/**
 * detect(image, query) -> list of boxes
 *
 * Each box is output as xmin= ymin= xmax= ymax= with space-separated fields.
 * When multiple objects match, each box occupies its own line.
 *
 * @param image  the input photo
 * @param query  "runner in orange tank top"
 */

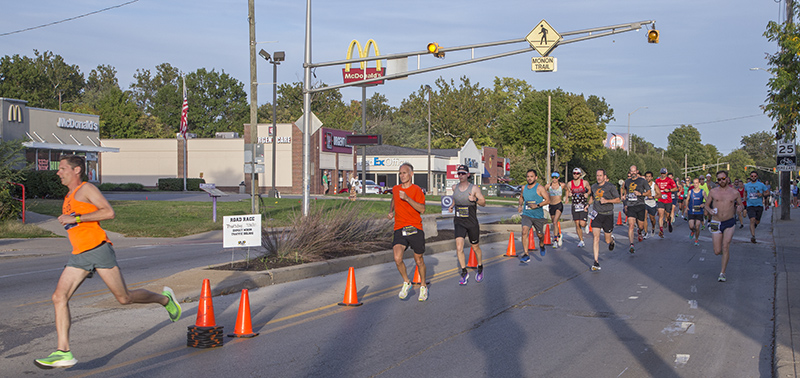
xmin=34 ymin=155 xmax=182 ymax=370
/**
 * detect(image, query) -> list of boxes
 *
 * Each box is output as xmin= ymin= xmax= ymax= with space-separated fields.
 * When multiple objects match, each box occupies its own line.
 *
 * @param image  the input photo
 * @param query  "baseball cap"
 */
xmin=698 ymin=175 xmax=705 ymax=180
xmin=572 ymin=168 xmax=582 ymax=174
xmin=456 ymin=164 xmax=469 ymax=174
xmin=660 ymin=168 xmax=668 ymax=174
xmin=551 ymin=172 xmax=560 ymax=178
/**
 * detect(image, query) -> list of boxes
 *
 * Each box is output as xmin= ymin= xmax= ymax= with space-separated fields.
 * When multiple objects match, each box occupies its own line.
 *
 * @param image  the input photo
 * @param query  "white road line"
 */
xmin=674 ymin=354 xmax=690 ymax=367
xmin=699 ymin=257 xmax=705 ymax=261
xmin=690 ymin=285 xmax=697 ymax=293
xmin=688 ymin=300 xmax=698 ymax=309
xmin=692 ymin=274 xmax=699 ymax=279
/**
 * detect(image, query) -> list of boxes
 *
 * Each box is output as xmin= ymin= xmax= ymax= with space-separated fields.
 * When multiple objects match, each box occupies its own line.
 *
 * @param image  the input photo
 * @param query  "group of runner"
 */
xmin=38 ymin=157 xmax=772 ymax=369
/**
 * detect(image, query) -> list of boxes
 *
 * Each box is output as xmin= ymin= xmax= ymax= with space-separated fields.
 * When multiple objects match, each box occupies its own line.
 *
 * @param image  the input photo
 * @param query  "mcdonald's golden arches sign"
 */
xmin=7 ymin=104 xmax=22 ymax=123
xmin=342 ymin=39 xmax=385 ymax=86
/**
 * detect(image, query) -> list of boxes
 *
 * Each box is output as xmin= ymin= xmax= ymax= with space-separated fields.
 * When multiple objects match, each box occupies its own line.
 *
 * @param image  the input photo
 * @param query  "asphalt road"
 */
xmin=0 ymin=209 xmax=776 ymax=377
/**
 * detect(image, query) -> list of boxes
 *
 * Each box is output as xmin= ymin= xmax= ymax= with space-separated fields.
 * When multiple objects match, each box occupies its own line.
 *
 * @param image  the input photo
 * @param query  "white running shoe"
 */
xmin=577 ymin=240 xmax=585 ymax=248
xmin=398 ymin=281 xmax=412 ymax=299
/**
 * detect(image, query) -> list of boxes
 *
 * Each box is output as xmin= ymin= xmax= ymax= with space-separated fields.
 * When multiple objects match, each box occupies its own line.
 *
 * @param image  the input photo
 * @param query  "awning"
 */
xmin=22 ymin=141 xmax=119 ymax=153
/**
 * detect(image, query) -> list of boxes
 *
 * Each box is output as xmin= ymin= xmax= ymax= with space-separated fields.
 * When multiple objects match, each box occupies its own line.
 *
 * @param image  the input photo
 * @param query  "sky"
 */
xmin=1 ymin=0 xmax=786 ymax=156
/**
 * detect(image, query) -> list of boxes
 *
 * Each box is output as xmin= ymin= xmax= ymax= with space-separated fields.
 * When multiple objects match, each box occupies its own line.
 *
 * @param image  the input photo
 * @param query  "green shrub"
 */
xmin=98 ymin=183 xmax=146 ymax=191
xmin=18 ymin=170 xmax=68 ymax=199
xmin=0 ymin=185 xmax=22 ymax=220
xmin=157 ymin=178 xmax=205 ymax=191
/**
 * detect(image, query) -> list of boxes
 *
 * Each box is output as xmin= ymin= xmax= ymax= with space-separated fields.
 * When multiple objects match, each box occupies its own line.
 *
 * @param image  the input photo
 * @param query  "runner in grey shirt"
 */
xmin=588 ymin=169 xmax=621 ymax=271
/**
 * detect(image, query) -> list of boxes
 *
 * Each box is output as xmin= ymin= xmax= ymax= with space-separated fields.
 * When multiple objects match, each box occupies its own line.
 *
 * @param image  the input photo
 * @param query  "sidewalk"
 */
xmin=774 ymin=208 xmax=800 ymax=377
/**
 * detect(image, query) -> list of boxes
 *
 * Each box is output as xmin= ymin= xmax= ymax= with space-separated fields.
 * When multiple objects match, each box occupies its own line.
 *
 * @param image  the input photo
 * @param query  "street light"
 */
xmin=259 ymin=49 xmax=286 ymax=198
xmin=750 ymin=67 xmax=776 ymax=77
xmin=425 ymin=85 xmax=432 ymax=194
xmin=627 ymin=106 xmax=647 ymax=156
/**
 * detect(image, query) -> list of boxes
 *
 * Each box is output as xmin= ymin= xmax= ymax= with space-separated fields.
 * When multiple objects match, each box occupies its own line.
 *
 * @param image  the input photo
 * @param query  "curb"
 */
xmin=141 ymin=231 xmax=516 ymax=304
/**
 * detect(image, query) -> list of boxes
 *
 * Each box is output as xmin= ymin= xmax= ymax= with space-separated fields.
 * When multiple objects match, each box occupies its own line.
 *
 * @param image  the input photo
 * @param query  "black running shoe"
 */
xmin=668 ymin=221 xmax=673 ymax=233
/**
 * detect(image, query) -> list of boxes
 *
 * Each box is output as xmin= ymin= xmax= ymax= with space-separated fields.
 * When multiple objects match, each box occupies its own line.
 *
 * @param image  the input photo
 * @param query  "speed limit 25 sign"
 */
xmin=777 ymin=142 xmax=796 ymax=157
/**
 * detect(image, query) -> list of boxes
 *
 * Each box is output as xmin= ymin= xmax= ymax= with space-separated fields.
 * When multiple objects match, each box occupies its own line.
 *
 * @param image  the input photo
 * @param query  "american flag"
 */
xmin=179 ymin=76 xmax=188 ymax=138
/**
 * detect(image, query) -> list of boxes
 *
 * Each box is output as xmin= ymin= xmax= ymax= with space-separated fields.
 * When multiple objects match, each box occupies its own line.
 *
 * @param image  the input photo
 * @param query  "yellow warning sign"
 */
xmin=526 ymin=19 xmax=561 ymax=57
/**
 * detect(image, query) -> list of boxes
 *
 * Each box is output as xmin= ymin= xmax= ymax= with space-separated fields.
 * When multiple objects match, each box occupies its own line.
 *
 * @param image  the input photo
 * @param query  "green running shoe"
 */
xmin=162 ymin=286 xmax=181 ymax=322
xmin=34 ymin=350 xmax=77 ymax=369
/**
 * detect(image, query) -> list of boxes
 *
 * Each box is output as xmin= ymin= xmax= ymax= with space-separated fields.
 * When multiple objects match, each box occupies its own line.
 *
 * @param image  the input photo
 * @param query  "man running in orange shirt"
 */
xmin=35 ymin=155 xmax=181 ymax=369
xmin=389 ymin=163 xmax=429 ymax=301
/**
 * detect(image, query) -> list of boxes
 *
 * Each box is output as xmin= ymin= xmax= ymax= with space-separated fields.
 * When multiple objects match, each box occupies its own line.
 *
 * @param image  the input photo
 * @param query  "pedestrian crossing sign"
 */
xmin=526 ymin=20 xmax=561 ymax=57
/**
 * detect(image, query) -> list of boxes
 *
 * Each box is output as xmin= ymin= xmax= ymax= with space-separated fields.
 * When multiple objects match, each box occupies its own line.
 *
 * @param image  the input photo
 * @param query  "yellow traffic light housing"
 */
xmin=647 ymin=29 xmax=659 ymax=44
xmin=427 ymin=43 xmax=445 ymax=58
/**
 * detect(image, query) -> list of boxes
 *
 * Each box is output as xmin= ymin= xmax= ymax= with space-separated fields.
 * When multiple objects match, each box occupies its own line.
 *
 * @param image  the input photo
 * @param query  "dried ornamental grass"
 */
xmin=261 ymin=202 xmax=393 ymax=263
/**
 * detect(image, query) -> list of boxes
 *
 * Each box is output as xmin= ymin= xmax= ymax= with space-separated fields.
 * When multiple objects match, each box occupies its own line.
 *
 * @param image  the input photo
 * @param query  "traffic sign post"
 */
xmin=526 ymin=20 xmax=562 ymax=56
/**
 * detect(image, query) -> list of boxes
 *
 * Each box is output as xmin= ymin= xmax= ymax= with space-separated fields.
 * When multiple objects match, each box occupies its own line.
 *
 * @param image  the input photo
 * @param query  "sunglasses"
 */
xmin=572 ymin=172 xmax=580 ymax=175
xmin=457 ymin=172 xmax=467 ymax=176
xmin=717 ymin=177 xmax=727 ymax=181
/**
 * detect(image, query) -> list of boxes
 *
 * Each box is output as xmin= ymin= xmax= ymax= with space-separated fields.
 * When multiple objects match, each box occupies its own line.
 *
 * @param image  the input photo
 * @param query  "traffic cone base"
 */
xmin=505 ymin=232 xmax=517 ymax=257
xmin=338 ymin=267 xmax=363 ymax=307
xmin=228 ymin=289 xmax=259 ymax=338
xmin=543 ymin=224 xmax=552 ymax=245
xmin=195 ymin=279 xmax=217 ymax=328
xmin=467 ymin=247 xmax=478 ymax=269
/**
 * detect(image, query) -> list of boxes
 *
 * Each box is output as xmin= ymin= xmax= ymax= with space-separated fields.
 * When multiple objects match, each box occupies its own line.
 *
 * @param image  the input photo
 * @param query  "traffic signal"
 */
xmin=774 ymin=167 xmax=777 ymax=173
xmin=726 ymin=163 xmax=730 ymax=171
xmin=702 ymin=164 xmax=706 ymax=170
xmin=647 ymin=29 xmax=659 ymax=44
xmin=427 ymin=43 xmax=445 ymax=58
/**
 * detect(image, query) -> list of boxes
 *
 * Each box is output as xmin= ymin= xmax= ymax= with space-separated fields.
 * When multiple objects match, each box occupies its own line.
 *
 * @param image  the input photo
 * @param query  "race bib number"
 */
xmin=455 ymin=206 xmax=470 ymax=218
xmin=661 ymin=193 xmax=669 ymax=200
xmin=627 ymin=193 xmax=638 ymax=201
xmin=574 ymin=203 xmax=585 ymax=212
xmin=401 ymin=226 xmax=418 ymax=236
xmin=588 ymin=210 xmax=598 ymax=220
xmin=526 ymin=201 xmax=537 ymax=209
xmin=692 ymin=205 xmax=704 ymax=212
xmin=749 ymin=192 xmax=758 ymax=200
xmin=708 ymin=221 xmax=721 ymax=234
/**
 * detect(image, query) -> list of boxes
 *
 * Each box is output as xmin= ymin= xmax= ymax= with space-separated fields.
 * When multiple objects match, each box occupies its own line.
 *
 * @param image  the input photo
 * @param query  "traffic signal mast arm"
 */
xmin=305 ymin=20 xmax=656 ymax=93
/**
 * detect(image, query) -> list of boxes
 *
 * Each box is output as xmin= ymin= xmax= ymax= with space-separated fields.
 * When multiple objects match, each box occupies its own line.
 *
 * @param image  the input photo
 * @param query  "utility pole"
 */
xmin=546 ymin=95 xmax=551 ymax=176
xmin=781 ymin=0 xmax=794 ymax=220
xmin=248 ymin=0 xmax=258 ymax=214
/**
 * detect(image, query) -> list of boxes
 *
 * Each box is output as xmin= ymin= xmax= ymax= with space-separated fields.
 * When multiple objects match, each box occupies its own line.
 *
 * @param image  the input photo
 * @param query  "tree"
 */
xmin=630 ymin=134 xmax=656 ymax=155
xmin=585 ymin=94 xmax=615 ymax=124
xmin=763 ymin=14 xmax=800 ymax=141
xmin=667 ymin=124 xmax=708 ymax=169
xmin=0 ymin=50 xmax=83 ymax=110
xmin=740 ymin=130 xmax=776 ymax=165
xmin=184 ymin=68 xmax=249 ymax=137
xmin=0 ymin=140 xmax=27 ymax=220
xmin=724 ymin=149 xmax=755 ymax=179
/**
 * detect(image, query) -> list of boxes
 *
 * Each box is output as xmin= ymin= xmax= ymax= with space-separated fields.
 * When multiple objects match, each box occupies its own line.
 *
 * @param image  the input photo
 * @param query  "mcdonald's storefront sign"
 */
xmin=7 ymin=104 xmax=23 ymax=123
xmin=342 ymin=39 xmax=385 ymax=86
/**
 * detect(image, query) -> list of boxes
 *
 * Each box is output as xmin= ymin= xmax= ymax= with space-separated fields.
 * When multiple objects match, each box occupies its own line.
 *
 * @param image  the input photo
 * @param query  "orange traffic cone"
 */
xmin=411 ymin=265 xmax=421 ymax=284
xmin=228 ymin=289 xmax=259 ymax=338
xmin=543 ymin=224 xmax=552 ymax=245
xmin=616 ymin=211 xmax=624 ymax=225
xmin=505 ymin=232 xmax=517 ymax=257
xmin=338 ymin=267 xmax=363 ymax=306
xmin=527 ymin=227 xmax=536 ymax=250
xmin=467 ymin=247 xmax=478 ymax=269
xmin=195 ymin=278 xmax=217 ymax=328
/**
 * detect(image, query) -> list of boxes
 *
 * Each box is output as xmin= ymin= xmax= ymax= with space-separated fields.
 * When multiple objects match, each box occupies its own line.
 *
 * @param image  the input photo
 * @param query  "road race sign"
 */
xmin=777 ymin=155 xmax=797 ymax=172
xmin=223 ymin=214 xmax=262 ymax=248
xmin=777 ymin=142 xmax=796 ymax=157
xmin=532 ymin=56 xmax=557 ymax=72
xmin=526 ymin=19 xmax=561 ymax=57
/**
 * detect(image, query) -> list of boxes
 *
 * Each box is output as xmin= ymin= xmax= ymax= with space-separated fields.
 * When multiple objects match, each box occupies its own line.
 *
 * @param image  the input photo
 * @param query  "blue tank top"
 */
xmin=687 ymin=189 xmax=705 ymax=215
xmin=522 ymin=183 xmax=545 ymax=218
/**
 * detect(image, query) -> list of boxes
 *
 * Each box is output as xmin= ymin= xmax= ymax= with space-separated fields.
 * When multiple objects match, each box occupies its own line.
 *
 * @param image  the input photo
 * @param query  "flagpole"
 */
xmin=181 ymin=76 xmax=188 ymax=192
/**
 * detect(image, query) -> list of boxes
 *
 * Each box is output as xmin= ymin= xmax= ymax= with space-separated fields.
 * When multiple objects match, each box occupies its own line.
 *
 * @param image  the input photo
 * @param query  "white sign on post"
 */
xmin=777 ymin=142 xmax=796 ymax=157
xmin=532 ymin=56 xmax=557 ymax=72
xmin=223 ymin=214 xmax=262 ymax=248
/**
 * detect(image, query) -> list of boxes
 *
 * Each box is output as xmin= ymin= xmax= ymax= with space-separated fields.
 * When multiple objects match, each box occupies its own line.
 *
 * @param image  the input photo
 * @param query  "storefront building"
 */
xmin=1 ymin=97 xmax=119 ymax=182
